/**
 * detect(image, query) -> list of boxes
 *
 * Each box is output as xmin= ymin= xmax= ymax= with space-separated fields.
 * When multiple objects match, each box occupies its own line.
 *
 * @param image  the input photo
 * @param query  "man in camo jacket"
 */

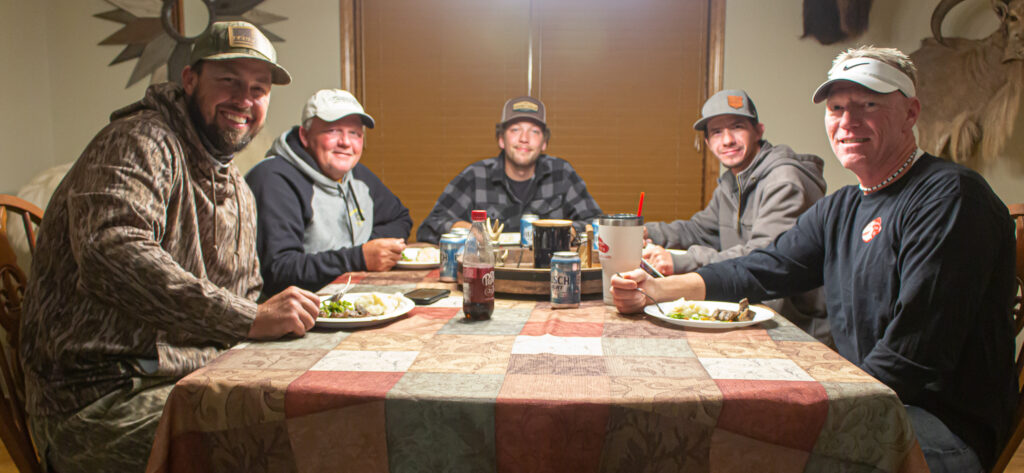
xmin=19 ymin=21 xmax=320 ymax=472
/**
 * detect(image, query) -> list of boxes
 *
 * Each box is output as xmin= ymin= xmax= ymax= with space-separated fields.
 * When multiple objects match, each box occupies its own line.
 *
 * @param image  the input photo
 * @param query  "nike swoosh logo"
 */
xmin=843 ymin=62 xmax=869 ymax=71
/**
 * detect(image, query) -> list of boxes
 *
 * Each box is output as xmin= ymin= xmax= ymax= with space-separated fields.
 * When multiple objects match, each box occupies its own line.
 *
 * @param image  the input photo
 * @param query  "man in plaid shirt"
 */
xmin=416 ymin=96 xmax=602 ymax=243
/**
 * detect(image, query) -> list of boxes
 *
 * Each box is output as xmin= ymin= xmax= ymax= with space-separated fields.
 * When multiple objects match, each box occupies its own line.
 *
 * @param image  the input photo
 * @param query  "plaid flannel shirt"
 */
xmin=415 ymin=153 xmax=602 ymax=243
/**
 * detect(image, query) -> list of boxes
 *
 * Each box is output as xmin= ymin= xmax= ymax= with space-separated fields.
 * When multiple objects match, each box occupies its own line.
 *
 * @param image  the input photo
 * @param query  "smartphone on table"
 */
xmin=404 ymin=288 xmax=451 ymax=305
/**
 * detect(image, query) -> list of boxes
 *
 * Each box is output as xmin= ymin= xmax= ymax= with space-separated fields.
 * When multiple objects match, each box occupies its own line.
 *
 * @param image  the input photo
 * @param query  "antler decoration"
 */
xmin=95 ymin=0 xmax=287 ymax=88
xmin=485 ymin=217 xmax=504 ymax=243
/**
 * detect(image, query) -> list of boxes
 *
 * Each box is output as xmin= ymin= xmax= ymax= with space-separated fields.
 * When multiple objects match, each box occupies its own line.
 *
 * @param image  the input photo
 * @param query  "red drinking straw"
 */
xmin=636 ymin=192 xmax=645 ymax=217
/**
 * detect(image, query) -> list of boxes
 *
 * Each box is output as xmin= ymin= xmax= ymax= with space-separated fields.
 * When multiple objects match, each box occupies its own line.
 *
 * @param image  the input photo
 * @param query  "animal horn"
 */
xmin=931 ymin=0 xmax=967 ymax=46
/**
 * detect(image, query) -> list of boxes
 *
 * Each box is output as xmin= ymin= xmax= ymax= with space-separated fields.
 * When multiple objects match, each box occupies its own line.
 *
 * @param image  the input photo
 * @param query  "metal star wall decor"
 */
xmin=95 ymin=0 xmax=286 ymax=88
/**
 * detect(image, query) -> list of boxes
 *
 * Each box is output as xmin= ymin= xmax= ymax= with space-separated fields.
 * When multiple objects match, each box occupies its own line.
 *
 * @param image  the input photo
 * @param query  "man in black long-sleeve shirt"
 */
xmin=611 ymin=46 xmax=1016 ymax=473
xmin=247 ymin=89 xmax=412 ymax=296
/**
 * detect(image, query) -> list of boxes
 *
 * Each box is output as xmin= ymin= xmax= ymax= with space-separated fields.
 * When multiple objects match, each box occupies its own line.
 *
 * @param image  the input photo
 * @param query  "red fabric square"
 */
xmin=714 ymin=379 xmax=828 ymax=451
xmin=495 ymin=400 xmax=609 ymax=473
xmin=520 ymin=320 xmax=604 ymax=337
xmin=285 ymin=371 xmax=403 ymax=418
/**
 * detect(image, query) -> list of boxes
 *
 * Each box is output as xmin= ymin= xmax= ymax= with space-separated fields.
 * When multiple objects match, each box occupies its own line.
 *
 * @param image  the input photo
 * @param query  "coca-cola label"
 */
xmin=462 ymin=265 xmax=495 ymax=302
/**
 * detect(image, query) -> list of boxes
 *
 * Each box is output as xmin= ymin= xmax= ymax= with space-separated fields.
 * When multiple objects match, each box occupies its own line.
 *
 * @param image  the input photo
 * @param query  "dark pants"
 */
xmin=905 ymin=405 xmax=984 ymax=473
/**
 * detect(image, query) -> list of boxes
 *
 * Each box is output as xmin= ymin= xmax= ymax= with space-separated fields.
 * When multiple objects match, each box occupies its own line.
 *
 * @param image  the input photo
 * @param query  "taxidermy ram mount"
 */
xmin=909 ymin=0 xmax=1024 ymax=168
xmin=95 ymin=0 xmax=286 ymax=88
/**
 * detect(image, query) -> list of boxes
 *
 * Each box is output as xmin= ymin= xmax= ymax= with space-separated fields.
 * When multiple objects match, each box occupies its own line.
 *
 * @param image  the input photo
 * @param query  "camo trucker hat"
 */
xmin=693 ymin=89 xmax=758 ymax=131
xmin=189 ymin=21 xmax=291 ymax=85
xmin=812 ymin=57 xmax=915 ymax=103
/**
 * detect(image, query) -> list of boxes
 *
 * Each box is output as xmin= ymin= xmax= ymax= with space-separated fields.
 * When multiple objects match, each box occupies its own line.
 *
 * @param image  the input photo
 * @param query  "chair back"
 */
xmin=0 ymin=194 xmax=44 ymax=473
xmin=992 ymin=203 xmax=1024 ymax=473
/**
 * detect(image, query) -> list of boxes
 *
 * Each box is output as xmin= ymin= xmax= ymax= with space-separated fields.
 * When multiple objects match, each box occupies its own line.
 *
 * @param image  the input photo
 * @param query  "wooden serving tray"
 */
xmin=491 ymin=247 xmax=602 ymax=295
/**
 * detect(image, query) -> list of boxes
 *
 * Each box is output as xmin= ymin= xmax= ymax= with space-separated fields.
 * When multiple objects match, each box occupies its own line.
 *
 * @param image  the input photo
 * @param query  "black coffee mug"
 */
xmin=533 ymin=219 xmax=573 ymax=268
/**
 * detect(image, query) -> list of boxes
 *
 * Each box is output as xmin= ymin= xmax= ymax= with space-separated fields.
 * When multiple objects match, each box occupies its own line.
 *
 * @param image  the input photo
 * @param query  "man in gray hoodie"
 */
xmin=643 ymin=89 xmax=830 ymax=342
xmin=247 ymin=89 xmax=413 ymax=296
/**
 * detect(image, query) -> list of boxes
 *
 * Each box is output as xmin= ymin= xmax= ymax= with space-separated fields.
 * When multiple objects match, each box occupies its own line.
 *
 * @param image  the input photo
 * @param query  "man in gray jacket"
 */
xmin=643 ymin=89 xmax=830 ymax=342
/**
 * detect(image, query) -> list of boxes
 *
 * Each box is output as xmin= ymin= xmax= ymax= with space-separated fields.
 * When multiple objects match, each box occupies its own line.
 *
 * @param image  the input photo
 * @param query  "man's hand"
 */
xmin=610 ymin=269 xmax=653 ymax=314
xmin=611 ymin=270 xmax=706 ymax=314
xmin=642 ymin=243 xmax=675 ymax=275
xmin=363 ymin=238 xmax=406 ymax=272
xmin=249 ymin=286 xmax=319 ymax=339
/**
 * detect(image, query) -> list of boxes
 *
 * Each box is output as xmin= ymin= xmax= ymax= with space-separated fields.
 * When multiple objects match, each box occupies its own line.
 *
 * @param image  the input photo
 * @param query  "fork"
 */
xmin=328 ymin=275 xmax=354 ymax=303
xmin=637 ymin=288 xmax=665 ymax=315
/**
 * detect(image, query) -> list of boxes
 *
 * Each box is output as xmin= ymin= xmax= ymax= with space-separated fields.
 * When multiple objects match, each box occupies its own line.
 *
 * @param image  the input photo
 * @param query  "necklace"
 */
xmin=860 ymin=149 xmax=918 ymax=194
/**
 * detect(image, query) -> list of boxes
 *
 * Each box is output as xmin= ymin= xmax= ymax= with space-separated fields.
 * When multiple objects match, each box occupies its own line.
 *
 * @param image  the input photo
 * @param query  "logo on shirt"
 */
xmin=862 ymin=217 xmax=882 ymax=242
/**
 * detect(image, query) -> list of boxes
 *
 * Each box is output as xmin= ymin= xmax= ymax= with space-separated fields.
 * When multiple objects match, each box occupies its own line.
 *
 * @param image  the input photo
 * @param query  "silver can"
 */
xmin=450 ymin=227 xmax=469 ymax=258
xmin=439 ymin=233 xmax=463 ymax=282
xmin=550 ymin=251 xmax=581 ymax=309
xmin=520 ymin=213 xmax=539 ymax=247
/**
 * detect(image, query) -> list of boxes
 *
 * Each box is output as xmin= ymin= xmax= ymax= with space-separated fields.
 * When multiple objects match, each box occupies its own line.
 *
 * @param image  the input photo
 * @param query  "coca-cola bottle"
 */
xmin=461 ymin=209 xmax=495 ymax=320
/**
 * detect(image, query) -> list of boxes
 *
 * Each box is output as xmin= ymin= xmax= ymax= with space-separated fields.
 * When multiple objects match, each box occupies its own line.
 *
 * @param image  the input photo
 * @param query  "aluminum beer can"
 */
xmin=591 ymin=219 xmax=600 ymax=250
xmin=450 ymin=227 xmax=469 ymax=258
xmin=550 ymin=251 xmax=581 ymax=308
xmin=520 ymin=214 xmax=539 ymax=246
xmin=439 ymin=233 xmax=463 ymax=282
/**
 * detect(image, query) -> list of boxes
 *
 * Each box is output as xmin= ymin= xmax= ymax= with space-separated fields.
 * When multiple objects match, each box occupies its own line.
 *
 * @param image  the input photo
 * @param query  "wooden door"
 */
xmin=347 ymin=0 xmax=722 ymax=240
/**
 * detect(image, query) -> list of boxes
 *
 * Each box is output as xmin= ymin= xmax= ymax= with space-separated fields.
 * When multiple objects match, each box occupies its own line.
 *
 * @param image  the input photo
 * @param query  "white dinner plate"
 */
xmin=644 ymin=299 xmax=773 ymax=329
xmin=667 ymin=249 xmax=688 ymax=256
xmin=396 ymin=247 xmax=440 ymax=269
xmin=317 ymin=292 xmax=415 ymax=328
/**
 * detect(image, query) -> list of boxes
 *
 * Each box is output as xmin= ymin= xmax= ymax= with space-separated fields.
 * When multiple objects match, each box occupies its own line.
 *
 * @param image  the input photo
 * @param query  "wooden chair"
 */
xmin=993 ymin=203 xmax=1024 ymax=473
xmin=0 ymin=194 xmax=44 ymax=473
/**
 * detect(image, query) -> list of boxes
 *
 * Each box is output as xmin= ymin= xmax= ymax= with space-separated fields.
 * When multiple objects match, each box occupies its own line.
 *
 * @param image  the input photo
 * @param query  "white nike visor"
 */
xmin=812 ymin=57 xmax=916 ymax=103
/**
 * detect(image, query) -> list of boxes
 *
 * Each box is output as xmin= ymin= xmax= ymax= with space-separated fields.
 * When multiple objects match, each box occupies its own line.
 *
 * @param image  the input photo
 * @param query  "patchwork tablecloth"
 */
xmin=146 ymin=269 xmax=928 ymax=473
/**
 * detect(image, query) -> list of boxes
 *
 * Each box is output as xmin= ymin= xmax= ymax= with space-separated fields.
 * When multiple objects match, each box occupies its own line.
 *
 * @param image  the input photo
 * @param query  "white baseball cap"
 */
xmin=811 ymin=57 xmax=915 ymax=103
xmin=301 ymin=89 xmax=375 ymax=128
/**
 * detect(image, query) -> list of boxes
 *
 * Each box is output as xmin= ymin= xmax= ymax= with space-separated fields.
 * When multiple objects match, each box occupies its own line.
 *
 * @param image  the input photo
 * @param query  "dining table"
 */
xmin=146 ymin=266 xmax=929 ymax=473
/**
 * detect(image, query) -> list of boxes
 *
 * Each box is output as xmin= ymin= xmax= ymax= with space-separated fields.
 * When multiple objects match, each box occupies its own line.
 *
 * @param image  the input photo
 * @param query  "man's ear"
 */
xmin=298 ymin=125 xmax=310 ymax=148
xmin=181 ymin=65 xmax=198 ymax=94
xmin=497 ymin=135 xmax=507 ymax=150
xmin=904 ymin=97 xmax=921 ymax=131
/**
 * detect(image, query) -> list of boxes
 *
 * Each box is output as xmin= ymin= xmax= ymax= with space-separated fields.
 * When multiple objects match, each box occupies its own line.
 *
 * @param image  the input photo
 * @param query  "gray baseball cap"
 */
xmin=189 ymin=21 xmax=291 ymax=85
xmin=693 ymin=89 xmax=758 ymax=131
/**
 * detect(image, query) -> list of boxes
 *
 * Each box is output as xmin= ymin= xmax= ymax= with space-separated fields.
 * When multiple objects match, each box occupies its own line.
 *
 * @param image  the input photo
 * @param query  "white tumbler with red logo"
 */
xmin=597 ymin=214 xmax=645 ymax=305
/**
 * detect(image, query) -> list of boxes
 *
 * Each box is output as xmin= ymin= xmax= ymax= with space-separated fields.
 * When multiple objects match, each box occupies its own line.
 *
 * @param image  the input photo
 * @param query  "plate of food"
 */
xmin=644 ymin=298 xmax=773 ymax=329
xmin=397 ymin=247 xmax=441 ymax=269
xmin=317 ymin=292 xmax=415 ymax=328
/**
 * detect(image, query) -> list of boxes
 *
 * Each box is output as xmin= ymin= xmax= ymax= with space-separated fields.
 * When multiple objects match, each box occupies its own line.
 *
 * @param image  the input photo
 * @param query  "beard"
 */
xmin=186 ymin=94 xmax=261 ymax=156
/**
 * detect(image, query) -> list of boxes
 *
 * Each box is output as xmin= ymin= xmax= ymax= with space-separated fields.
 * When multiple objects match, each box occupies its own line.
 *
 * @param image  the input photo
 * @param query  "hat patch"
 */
xmin=861 ymin=217 xmax=882 ymax=243
xmin=512 ymin=101 xmax=539 ymax=113
xmin=228 ymin=25 xmax=257 ymax=49
xmin=727 ymin=95 xmax=744 ymax=109
xmin=327 ymin=94 xmax=359 ymax=106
